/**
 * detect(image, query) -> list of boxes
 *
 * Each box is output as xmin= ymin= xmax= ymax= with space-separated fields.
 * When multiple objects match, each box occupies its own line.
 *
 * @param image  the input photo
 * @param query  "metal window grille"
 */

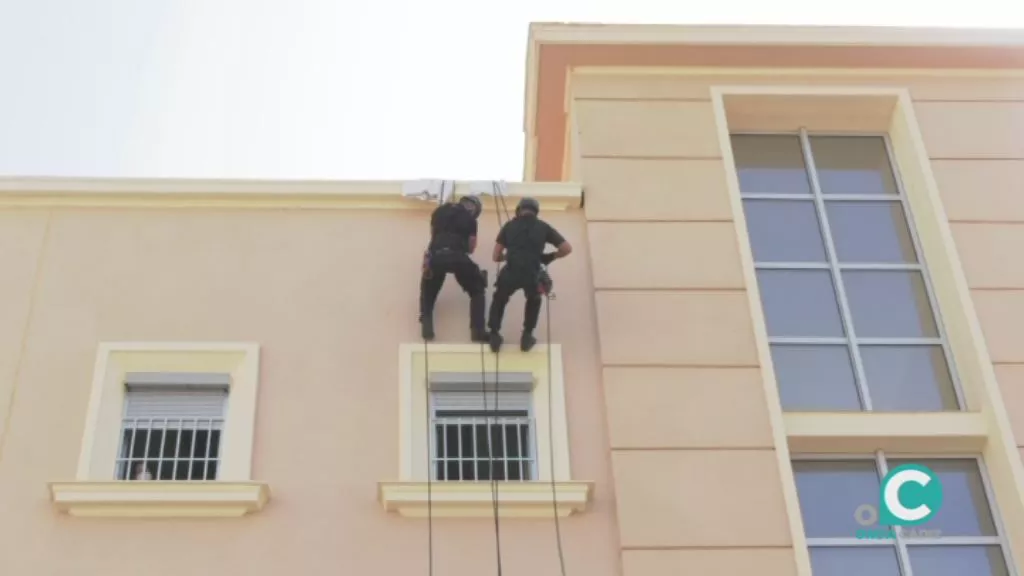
xmin=114 ymin=372 xmax=228 ymax=481
xmin=794 ymin=453 xmax=1017 ymax=576
xmin=733 ymin=130 xmax=964 ymax=412
xmin=429 ymin=371 xmax=536 ymax=482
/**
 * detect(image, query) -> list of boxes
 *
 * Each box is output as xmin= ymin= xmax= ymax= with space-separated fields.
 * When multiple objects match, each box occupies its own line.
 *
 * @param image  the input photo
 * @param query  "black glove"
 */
xmin=541 ymin=252 xmax=556 ymax=265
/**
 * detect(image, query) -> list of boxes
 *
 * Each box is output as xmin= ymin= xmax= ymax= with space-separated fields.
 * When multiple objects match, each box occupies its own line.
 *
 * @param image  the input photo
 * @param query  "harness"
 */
xmin=422 ymin=205 xmax=472 ymax=278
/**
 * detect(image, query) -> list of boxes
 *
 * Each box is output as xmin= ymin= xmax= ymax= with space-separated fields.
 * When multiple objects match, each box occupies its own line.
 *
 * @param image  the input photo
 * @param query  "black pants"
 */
xmin=488 ymin=265 xmax=542 ymax=334
xmin=420 ymin=250 xmax=486 ymax=332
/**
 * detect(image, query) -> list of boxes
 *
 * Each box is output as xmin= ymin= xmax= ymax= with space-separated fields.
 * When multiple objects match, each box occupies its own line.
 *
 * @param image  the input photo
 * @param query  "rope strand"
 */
xmin=484 ymin=183 xmax=507 ymax=576
xmin=423 ymin=338 xmax=434 ymax=576
xmin=545 ymin=295 xmax=568 ymax=576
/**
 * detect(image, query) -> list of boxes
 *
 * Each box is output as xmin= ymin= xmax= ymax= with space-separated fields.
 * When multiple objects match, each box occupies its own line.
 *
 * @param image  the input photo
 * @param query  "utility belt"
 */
xmin=421 ymin=248 xmax=487 ymax=285
xmin=423 ymin=247 xmax=465 ymax=268
xmin=500 ymin=260 xmax=555 ymax=299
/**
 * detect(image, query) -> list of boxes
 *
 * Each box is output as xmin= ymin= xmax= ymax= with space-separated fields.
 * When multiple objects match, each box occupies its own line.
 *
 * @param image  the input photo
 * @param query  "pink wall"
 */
xmin=0 ymin=207 xmax=621 ymax=576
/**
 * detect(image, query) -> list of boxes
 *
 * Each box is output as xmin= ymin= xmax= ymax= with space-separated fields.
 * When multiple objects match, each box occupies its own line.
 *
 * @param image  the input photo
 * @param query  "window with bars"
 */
xmin=115 ymin=372 xmax=228 ymax=481
xmin=429 ymin=371 xmax=536 ymax=482
xmin=793 ymin=455 xmax=1014 ymax=576
xmin=732 ymin=132 xmax=962 ymax=412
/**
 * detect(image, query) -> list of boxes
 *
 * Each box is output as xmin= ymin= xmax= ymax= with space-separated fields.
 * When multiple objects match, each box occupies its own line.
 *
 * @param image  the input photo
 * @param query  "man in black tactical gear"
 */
xmin=420 ymin=195 xmax=488 ymax=342
xmin=487 ymin=197 xmax=572 ymax=352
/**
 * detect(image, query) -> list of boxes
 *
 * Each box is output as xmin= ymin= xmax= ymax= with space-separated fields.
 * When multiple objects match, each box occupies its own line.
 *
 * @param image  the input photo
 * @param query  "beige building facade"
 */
xmin=1 ymin=22 xmax=1024 ymax=576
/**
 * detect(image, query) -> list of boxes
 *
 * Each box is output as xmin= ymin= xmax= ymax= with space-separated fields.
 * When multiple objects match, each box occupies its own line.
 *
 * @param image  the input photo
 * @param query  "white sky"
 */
xmin=0 ymin=0 xmax=1020 ymax=182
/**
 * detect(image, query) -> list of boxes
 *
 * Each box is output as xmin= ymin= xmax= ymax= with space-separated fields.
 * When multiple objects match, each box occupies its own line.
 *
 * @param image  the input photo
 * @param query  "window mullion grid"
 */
xmin=806 ymin=537 xmax=894 ymax=547
xmin=156 ymin=417 xmax=168 ymax=480
xmin=501 ymin=418 xmax=510 ymax=481
xmin=743 ymin=193 xmax=901 ymax=202
xmin=903 ymin=537 xmax=1002 ymax=546
xmin=446 ymin=418 xmax=453 ymax=481
xmin=172 ymin=418 xmax=183 ymax=480
xmin=799 ymin=128 xmax=874 ymax=411
xmin=529 ymin=416 xmax=538 ymax=481
xmin=769 ymin=336 xmax=847 ymax=346
xmin=755 ymin=262 xmax=830 ymax=270
xmin=881 ymin=135 xmax=967 ymax=411
xmin=141 ymin=418 xmax=153 ymax=479
xmin=877 ymin=452 xmax=916 ymax=576
xmin=204 ymin=418 xmax=213 ymax=480
xmin=188 ymin=419 xmax=197 ymax=480
xmin=472 ymin=418 xmax=480 ymax=481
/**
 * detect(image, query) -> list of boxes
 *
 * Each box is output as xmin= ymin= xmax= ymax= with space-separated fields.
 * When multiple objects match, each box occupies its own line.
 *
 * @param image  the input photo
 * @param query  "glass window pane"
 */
xmin=843 ymin=271 xmax=939 ymax=338
xmin=908 ymin=546 xmax=1009 ymax=576
xmin=731 ymin=134 xmax=811 ymax=194
xmin=793 ymin=460 xmax=881 ymax=537
xmin=772 ymin=345 xmax=860 ymax=411
xmin=810 ymin=547 xmax=902 ymax=576
xmin=862 ymin=346 xmax=958 ymax=411
xmin=887 ymin=459 xmax=998 ymax=537
xmin=826 ymin=201 xmax=918 ymax=263
xmin=744 ymin=199 xmax=827 ymax=262
xmin=809 ymin=135 xmax=899 ymax=196
xmin=758 ymin=270 xmax=845 ymax=337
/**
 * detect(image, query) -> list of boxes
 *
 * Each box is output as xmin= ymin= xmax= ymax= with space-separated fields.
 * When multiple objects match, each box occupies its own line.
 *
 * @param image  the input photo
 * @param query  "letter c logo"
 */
xmin=879 ymin=464 xmax=942 ymax=526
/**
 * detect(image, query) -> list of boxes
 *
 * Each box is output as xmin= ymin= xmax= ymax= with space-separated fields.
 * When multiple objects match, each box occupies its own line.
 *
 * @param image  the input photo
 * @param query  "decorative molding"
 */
xmin=378 ymin=481 xmax=591 ymax=518
xmin=0 ymin=177 xmax=582 ymax=211
xmin=785 ymin=412 xmax=989 ymax=454
xmin=49 ymin=481 xmax=270 ymax=518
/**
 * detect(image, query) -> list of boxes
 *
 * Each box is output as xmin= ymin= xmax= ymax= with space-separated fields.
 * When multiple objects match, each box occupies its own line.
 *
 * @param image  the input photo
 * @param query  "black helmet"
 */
xmin=459 ymin=195 xmax=482 ymax=218
xmin=515 ymin=197 xmax=540 ymax=216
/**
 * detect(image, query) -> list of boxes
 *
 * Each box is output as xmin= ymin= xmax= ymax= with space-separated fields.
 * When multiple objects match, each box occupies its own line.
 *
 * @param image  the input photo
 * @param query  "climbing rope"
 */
xmin=423 ymin=338 xmax=435 ymax=576
xmin=420 ymin=182 xmax=568 ymax=576
xmin=421 ymin=185 xmax=447 ymax=576
xmin=542 ymin=288 xmax=568 ymax=576
xmin=487 ymin=183 xmax=568 ymax=576
xmin=483 ymin=181 xmax=511 ymax=576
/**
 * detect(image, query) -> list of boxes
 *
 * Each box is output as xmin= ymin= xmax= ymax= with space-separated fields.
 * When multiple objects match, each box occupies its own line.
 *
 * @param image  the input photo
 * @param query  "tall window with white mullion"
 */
xmin=792 ymin=456 xmax=1014 ymax=576
xmin=732 ymin=132 xmax=962 ymax=412
xmin=428 ymin=371 xmax=536 ymax=482
xmin=115 ymin=372 xmax=228 ymax=481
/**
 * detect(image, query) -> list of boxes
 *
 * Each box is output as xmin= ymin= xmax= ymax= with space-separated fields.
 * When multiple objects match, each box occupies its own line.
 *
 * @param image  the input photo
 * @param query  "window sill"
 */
xmin=49 ymin=481 xmax=270 ymax=518
xmin=378 ymin=480 xmax=592 ymax=518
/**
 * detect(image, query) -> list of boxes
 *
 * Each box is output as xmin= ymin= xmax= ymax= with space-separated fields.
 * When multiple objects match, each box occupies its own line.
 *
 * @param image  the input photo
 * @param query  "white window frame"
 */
xmin=735 ymin=129 xmax=966 ymax=412
xmin=792 ymin=453 xmax=1018 ymax=576
xmin=51 ymin=342 xmax=267 ymax=518
xmin=382 ymin=343 xmax=591 ymax=518
xmin=396 ymin=343 xmax=572 ymax=483
xmin=74 ymin=342 xmax=260 ymax=482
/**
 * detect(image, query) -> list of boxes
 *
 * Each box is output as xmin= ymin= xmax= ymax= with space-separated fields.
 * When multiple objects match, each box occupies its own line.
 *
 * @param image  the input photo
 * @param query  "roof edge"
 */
xmin=527 ymin=22 xmax=1024 ymax=47
xmin=0 ymin=176 xmax=584 ymax=211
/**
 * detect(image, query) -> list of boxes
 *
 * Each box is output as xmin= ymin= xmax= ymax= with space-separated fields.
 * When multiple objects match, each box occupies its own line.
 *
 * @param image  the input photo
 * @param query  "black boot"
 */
xmin=421 ymin=315 xmax=435 ymax=341
xmin=489 ymin=331 xmax=504 ymax=353
xmin=520 ymin=331 xmax=537 ymax=352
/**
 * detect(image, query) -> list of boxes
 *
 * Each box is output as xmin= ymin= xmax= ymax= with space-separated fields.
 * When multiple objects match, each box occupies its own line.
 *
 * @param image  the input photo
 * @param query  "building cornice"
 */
xmin=522 ymin=22 xmax=1024 ymax=182
xmin=0 ymin=177 xmax=582 ymax=211
xmin=528 ymin=22 xmax=1024 ymax=48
